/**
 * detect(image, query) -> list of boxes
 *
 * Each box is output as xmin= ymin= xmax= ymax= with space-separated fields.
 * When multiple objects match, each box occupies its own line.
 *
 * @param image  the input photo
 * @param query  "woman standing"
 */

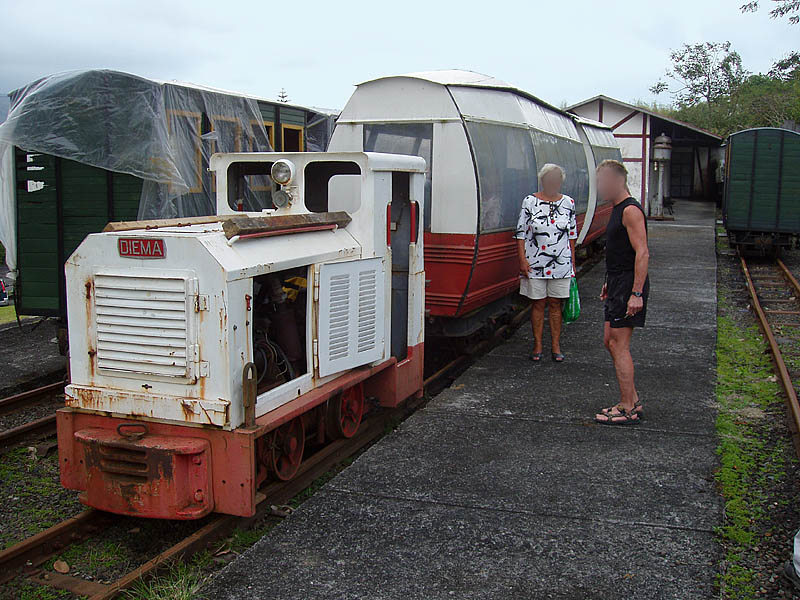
xmin=514 ymin=163 xmax=577 ymax=363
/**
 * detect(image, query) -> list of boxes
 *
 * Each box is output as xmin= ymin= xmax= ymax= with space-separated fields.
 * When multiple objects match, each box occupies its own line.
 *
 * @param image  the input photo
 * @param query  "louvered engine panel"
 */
xmin=318 ymin=258 xmax=384 ymax=377
xmin=93 ymin=274 xmax=193 ymax=378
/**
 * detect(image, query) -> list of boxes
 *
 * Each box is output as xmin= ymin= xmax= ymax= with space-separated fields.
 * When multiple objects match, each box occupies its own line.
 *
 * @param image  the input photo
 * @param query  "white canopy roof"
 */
xmin=358 ymin=70 xmax=577 ymax=121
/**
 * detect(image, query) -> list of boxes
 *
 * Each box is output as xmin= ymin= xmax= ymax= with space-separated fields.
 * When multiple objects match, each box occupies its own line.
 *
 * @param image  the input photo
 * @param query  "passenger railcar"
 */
xmin=723 ymin=127 xmax=800 ymax=254
xmin=57 ymin=151 xmax=426 ymax=519
xmin=328 ymin=70 xmax=622 ymax=336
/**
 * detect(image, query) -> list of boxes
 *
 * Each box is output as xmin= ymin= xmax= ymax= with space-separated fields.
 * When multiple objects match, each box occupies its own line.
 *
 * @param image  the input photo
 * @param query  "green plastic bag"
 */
xmin=562 ymin=277 xmax=580 ymax=324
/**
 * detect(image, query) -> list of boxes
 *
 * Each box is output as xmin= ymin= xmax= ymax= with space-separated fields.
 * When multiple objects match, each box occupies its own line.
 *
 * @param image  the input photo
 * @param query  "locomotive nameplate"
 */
xmin=118 ymin=238 xmax=166 ymax=259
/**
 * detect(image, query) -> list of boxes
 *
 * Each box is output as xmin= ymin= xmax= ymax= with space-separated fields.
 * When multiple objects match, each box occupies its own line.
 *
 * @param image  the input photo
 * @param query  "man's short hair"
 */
xmin=597 ymin=159 xmax=628 ymax=183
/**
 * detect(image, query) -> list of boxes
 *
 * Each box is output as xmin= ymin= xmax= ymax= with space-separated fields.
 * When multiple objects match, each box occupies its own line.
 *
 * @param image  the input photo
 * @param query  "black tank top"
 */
xmin=605 ymin=197 xmax=647 ymax=273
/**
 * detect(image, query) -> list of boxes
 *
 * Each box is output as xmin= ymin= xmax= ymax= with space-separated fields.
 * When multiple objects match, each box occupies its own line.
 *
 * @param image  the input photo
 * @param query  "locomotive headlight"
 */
xmin=272 ymin=189 xmax=292 ymax=209
xmin=270 ymin=159 xmax=295 ymax=185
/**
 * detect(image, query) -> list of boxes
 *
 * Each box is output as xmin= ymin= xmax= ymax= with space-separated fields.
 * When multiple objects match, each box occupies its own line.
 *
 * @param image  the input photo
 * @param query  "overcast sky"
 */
xmin=0 ymin=0 xmax=796 ymax=115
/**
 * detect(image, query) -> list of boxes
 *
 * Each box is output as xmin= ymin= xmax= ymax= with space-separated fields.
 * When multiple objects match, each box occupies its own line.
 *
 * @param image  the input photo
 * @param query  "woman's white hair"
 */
xmin=538 ymin=163 xmax=566 ymax=185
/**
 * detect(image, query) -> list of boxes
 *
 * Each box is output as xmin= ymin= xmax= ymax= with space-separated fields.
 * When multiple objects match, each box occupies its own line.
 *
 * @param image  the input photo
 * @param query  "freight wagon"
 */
xmin=0 ymin=69 xmax=337 ymax=320
xmin=723 ymin=127 xmax=800 ymax=254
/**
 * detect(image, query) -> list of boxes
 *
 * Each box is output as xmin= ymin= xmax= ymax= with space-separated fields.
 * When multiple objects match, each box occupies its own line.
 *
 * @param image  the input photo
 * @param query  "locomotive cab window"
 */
xmin=226 ymin=161 xmax=277 ymax=212
xmin=251 ymin=267 xmax=309 ymax=393
xmin=304 ymin=161 xmax=362 ymax=213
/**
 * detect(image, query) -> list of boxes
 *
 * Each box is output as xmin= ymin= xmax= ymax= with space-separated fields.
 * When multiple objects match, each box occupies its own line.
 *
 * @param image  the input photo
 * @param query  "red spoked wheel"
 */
xmin=327 ymin=383 xmax=365 ymax=440
xmin=268 ymin=417 xmax=305 ymax=481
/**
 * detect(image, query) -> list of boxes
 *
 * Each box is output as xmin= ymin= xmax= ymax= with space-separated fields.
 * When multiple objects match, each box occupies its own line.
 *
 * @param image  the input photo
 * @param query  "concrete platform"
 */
xmin=203 ymin=200 xmax=720 ymax=600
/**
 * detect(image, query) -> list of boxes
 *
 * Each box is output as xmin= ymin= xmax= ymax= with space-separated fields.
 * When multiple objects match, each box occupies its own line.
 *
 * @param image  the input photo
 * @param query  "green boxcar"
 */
xmin=723 ymin=127 xmax=800 ymax=251
xmin=14 ymin=149 xmax=142 ymax=316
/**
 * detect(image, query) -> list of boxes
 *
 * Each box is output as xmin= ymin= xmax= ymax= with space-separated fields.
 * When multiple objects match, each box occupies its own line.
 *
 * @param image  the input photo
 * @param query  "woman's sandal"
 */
xmin=551 ymin=352 xmax=565 ymax=363
xmin=530 ymin=352 xmax=544 ymax=363
xmin=602 ymin=399 xmax=643 ymax=419
xmin=595 ymin=404 xmax=640 ymax=426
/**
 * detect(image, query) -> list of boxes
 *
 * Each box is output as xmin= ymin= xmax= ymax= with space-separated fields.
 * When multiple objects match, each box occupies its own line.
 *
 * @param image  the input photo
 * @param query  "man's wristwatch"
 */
xmin=631 ymin=291 xmax=643 ymax=298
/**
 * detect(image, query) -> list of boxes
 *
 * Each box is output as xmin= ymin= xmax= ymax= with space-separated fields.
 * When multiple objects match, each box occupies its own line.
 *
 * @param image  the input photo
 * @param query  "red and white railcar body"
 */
xmin=328 ymin=70 xmax=622 ymax=336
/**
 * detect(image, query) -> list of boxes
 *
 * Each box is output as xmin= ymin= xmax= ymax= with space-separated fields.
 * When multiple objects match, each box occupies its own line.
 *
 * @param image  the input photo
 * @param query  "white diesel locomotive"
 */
xmin=57 ymin=151 xmax=426 ymax=519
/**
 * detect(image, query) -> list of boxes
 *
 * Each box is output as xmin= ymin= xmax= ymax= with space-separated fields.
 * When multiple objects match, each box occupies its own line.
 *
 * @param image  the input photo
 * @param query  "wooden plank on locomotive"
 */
xmin=221 ymin=211 xmax=352 ymax=239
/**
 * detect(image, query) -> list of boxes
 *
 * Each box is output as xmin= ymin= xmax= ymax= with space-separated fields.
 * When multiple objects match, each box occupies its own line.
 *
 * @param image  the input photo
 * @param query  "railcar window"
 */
xmin=226 ymin=162 xmax=276 ymax=212
xmin=465 ymin=121 xmax=538 ymax=232
xmin=363 ymin=123 xmax=432 ymax=231
xmin=530 ymin=131 xmax=590 ymax=214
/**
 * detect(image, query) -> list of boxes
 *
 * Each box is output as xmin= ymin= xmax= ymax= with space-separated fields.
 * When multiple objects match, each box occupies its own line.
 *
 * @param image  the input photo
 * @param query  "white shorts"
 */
xmin=519 ymin=277 xmax=571 ymax=300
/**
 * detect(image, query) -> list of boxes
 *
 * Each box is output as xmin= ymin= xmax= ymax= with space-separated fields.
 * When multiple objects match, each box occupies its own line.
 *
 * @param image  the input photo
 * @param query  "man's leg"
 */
xmin=606 ymin=325 xmax=636 ymax=410
xmin=531 ymin=299 xmax=546 ymax=354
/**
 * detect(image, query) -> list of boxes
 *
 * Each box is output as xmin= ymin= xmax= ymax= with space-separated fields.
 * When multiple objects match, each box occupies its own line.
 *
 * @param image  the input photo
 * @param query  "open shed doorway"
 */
xmin=670 ymin=148 xmax=694 ymax=199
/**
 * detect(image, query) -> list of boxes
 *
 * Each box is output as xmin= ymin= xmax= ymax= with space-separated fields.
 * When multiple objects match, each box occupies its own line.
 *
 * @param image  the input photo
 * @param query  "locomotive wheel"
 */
xmin=327 ymin=383 xmax=364 ymax=440
xmin=269 ymin=417 xmax=305 ymax=481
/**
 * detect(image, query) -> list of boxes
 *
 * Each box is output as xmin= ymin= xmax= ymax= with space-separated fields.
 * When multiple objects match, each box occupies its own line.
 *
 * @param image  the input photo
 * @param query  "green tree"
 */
xmin=731 ymin=73 xmax=800 ymax=129
xmin=650 ymin=42 xmax=747 ymax=107
xmin=769 ymin=51 xmax=800 ymax=80
xmin=650 ymin=42 xmax=747 ymax=133
xmin=741 ymin=0 xmax=799 ymax=24
xmin=649 ymin=41 xmax=800 ymax=136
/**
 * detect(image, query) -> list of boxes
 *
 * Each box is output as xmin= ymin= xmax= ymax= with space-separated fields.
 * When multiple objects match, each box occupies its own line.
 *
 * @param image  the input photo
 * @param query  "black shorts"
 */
xmin=604 ymin=271 xmax=649 ymax=328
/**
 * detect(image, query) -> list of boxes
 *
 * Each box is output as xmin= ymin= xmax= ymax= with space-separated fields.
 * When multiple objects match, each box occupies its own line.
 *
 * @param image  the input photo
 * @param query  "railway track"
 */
xmin=0 ymin=380 xmax=65 ymax=449
xmin=739 ymin=255 xmax=800 ymax=456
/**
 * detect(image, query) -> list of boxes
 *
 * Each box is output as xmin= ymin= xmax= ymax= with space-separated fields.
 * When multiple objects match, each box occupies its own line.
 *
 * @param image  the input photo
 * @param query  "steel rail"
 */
xmin=0 ymin=414 xmax=58 ymax=449
xmin=740 ymin=255 xmax=800 ymax=455
xmin=0 ymin=381 xmax=65 ymax=416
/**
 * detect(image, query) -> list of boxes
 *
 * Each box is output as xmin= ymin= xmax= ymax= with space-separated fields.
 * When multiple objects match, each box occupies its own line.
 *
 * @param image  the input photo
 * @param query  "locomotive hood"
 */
xmin=64 ymin=217 xmax=361 ymax=429
xmin=68 ymin=220 xmax=362 ymax=282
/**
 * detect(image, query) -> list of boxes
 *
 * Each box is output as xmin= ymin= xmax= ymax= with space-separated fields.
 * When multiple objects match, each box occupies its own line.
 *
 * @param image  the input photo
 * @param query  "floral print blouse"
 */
xmin=514 ymin=194 xmax=578 ymax=279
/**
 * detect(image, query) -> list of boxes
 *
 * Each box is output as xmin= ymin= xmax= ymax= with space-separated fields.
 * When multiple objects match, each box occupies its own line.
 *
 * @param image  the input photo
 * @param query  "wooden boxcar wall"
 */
xmin=15 ymin=148 xmax=141 ymax=316
xmin=258 ymin=102 xmax=306 ymax=152
xmin=724 ymin=128 xmax=800 ymax=234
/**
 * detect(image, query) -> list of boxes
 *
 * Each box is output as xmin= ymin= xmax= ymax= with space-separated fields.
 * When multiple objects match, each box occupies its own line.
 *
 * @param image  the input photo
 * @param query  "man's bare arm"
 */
xmin=623 ymin=205 xmax=649 ymax=292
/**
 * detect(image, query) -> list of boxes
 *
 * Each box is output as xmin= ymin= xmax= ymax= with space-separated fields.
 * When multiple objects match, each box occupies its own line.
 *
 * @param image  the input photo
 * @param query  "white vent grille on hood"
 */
xmin=318 ymin=258 xmax=384 ymax=377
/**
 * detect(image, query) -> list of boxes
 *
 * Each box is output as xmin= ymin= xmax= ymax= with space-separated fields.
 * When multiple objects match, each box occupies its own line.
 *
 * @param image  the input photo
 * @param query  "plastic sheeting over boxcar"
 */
xmin=0 ymin=70 xmax=338 ymax=316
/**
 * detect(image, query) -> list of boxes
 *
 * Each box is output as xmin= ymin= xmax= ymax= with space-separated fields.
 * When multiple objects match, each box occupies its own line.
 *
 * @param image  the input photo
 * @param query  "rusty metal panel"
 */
xmin=58 ymin=409 xmax=259 ymax=518
xmin=75 ymin=427 xmax=213 ymax=519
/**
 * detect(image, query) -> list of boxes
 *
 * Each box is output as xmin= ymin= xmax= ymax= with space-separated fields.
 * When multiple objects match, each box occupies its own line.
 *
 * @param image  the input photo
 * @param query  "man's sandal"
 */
xmin=601 ymin=400 xmax=643 ymax=419
xmin=595 ymin=404 xmax=640 ymax=426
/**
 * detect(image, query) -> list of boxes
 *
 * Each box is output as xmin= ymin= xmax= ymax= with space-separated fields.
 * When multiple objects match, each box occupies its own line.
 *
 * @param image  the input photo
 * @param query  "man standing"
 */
xmin=594 ymin=160 xmax=650 ymax=425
